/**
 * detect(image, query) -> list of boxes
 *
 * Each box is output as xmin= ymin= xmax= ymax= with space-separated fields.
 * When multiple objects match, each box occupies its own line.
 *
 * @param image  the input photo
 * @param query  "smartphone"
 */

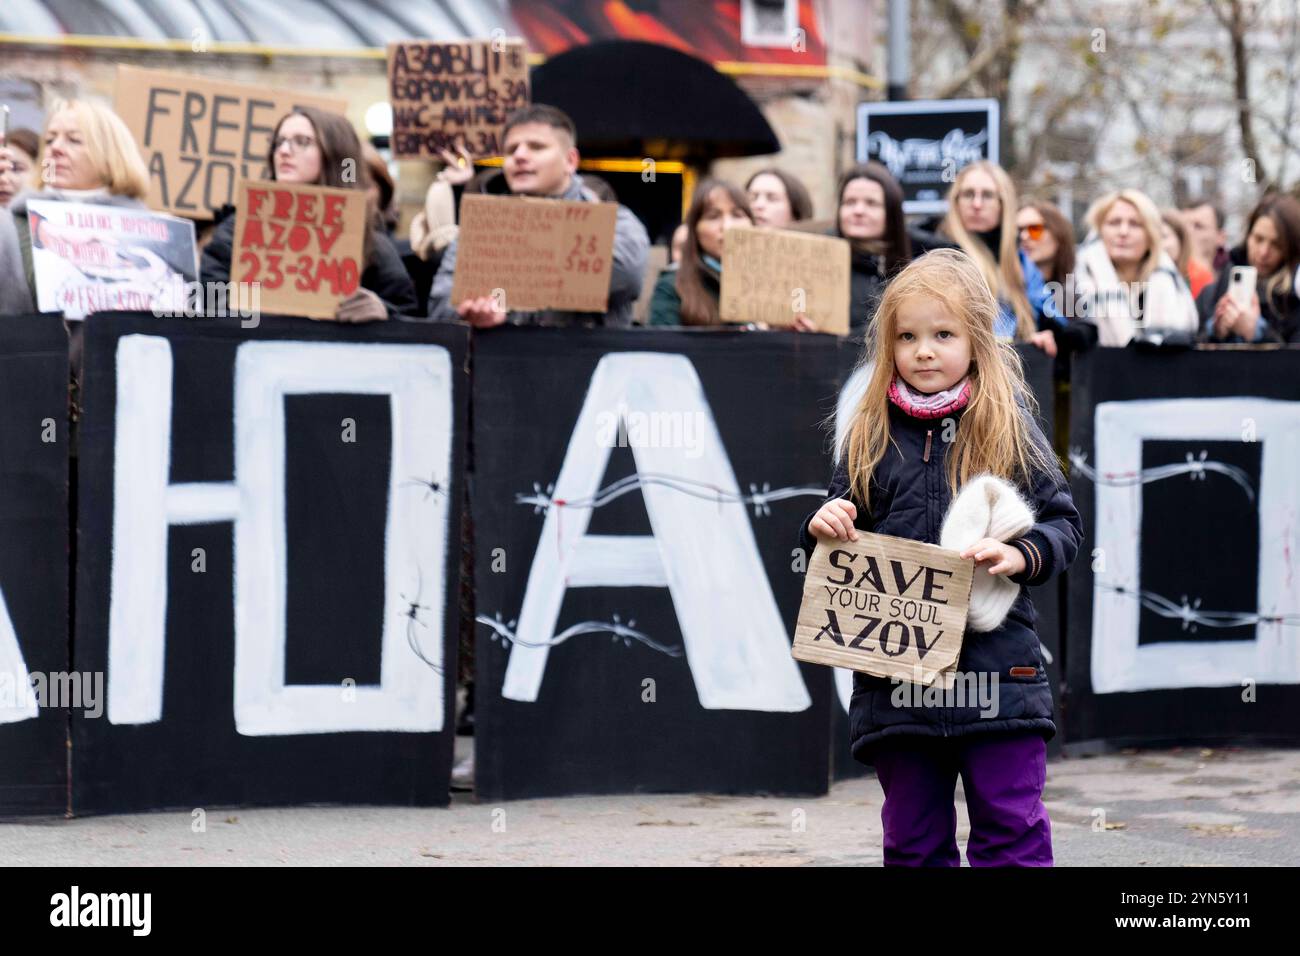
xmin=1228 ymin=265 xmax=1257 ymax=308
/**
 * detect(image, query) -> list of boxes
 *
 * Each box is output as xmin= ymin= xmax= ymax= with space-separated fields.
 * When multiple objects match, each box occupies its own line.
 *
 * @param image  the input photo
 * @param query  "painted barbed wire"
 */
xmin=1096 ymin=583 xmax=1300 ymax=634
xmin=476 ymin=611 xmax=684 ymax=658
xmin=1068 ymin=448 xmax=1256 ymax=502
xmin=400 ymin=568 xmax=443 ymax=673
xmin=516 ymin=474 xmax=826 ymax=518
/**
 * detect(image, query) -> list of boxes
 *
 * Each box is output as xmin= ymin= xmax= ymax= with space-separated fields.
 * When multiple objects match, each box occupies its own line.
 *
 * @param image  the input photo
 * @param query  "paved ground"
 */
xmin=3 ymin=741 xmax=1297 ymax=865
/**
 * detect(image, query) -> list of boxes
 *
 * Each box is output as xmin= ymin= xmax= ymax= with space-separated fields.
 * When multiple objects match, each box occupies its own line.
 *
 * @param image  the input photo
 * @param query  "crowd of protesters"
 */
xmin=2 ymin=97 xmax=1299 ymax=351
xmin=0 ymin=92 xmax=1295 ymax=794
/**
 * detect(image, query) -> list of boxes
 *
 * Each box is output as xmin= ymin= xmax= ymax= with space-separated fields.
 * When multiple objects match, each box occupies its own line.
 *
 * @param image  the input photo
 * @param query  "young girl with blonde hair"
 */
xmin=800 ymin=248 xmax=1082 ymax=867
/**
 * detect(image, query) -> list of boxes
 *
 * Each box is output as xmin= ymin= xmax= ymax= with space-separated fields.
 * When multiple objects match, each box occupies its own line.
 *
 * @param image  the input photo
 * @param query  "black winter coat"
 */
xmin=798 ymin=401 xmax=1083 ymax=764
xmin=847 ymin=248 xmax=887 ymax=340
xmin=199 ymin=211 xmax=418 ymax=318
xmin=1195 ymin=245 xmax=1300 ymax=344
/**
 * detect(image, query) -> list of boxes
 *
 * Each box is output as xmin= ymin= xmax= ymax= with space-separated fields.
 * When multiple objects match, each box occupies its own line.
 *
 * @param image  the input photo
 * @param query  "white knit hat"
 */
xmin=939 ymin=474 xmax=1036 ymax=633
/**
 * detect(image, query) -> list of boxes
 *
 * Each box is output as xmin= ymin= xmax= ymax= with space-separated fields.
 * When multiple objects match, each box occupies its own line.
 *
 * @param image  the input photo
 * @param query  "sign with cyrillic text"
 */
xmin=387 ymin=40 xmax=530 ymax=159
xmin=450 ymin=194 xmax=617 ymax=313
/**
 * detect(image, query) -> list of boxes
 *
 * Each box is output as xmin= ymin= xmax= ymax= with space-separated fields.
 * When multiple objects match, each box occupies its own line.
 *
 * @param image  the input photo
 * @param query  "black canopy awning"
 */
xmin=530 ymin=40 xmax=781 ymax=160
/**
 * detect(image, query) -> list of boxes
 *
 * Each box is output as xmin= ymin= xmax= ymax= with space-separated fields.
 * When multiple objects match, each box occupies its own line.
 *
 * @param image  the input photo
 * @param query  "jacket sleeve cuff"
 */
xmin=798 ymin=514 xmax=819 ymax=558
xmin=1008 ymin=531 xmax=1050 ymax=587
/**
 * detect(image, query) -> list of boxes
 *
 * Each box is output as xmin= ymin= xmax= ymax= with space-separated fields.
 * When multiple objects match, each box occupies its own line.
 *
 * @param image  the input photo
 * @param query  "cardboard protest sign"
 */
xmin=388 ymin=40 xmax=530 ymax=159
xmin=793 ymin=533 xmax=973 ymax=686
xmin=27 ymin=200 xmax=198 ymax=320
xmin=231 ymin=179 xmax=368 ymax=321
xmin=720 ymin=227 xmax=851 ymax=335
xmin=114 ymin=65 xmax=347 ymax=219
xmin=450 ymin=193 xmax=618 ymax=313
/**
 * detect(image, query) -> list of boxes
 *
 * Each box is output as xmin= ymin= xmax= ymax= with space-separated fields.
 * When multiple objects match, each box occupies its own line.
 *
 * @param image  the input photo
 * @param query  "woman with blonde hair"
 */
xmin=941 ymin=161 xmax=1061 ymax=352
xmin=0 ymin=98 xmax=151 ymax=315
xmin=1070 ymin=189 xmax=1197 ymax=347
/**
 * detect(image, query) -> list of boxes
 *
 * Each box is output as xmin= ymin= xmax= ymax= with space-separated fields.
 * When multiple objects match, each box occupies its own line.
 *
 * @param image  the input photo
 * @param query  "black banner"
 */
xmin=471 ymin=327 xmax=843 ymax=800
xmin=0 ymin=317 xmax=70 ymax=815
xmin=71 ymin=314 xmax=468 ymax=814
xmin=1066 ymin=347 xmax=1300 ymax=746
xmin=2 ymin=314 xmax=1295 ymax=813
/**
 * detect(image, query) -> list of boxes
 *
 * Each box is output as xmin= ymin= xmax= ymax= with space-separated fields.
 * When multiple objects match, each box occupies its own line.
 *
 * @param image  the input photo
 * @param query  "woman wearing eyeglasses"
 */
xmin=200 ymin=107 xmax=416 ymax=321
xmin=941 ymin=161 xmax=1062 ymax=355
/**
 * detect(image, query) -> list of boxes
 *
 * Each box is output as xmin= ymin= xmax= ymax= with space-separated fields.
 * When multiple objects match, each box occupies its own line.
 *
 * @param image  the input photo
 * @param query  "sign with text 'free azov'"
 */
xmin=793 ymin=532 xmax=973 ymax=686
xmin=115 ymin=66 xmax=347 ymax=219
xmin=231 ymin=180 xmax=367 ymax=320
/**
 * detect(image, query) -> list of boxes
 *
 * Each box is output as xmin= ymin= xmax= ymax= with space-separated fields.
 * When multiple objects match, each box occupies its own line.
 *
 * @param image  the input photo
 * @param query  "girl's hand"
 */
xmin=959 ymin=537 xmax=1026 ymax=576
xmin=791 ymin=313 xmax=817 ymax=333
xmin=809 ymin=500 xmax=858 ymax=542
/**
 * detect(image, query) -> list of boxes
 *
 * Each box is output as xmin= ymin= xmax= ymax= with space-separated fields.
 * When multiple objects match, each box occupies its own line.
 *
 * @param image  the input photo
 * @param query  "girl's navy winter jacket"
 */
xmin=798 ymin=400 xmax=1083 ymax=765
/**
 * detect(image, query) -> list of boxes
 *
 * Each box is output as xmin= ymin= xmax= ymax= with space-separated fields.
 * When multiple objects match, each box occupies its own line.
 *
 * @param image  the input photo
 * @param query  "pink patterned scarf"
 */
xmin=887 ymin=373 xmax=972 ymax=419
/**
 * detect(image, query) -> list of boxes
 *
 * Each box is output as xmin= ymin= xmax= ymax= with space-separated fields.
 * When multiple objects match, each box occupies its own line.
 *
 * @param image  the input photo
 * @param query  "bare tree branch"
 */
xmin=932 ymin=32 xmax=1006 ymax=98
xmin=1222 ymin=0 xmax=1271 ymax=187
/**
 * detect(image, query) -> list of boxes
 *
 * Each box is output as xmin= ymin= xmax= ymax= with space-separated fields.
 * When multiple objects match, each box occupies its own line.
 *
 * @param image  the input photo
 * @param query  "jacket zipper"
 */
xmin=921 ymin=427 xmax=947 ymax=735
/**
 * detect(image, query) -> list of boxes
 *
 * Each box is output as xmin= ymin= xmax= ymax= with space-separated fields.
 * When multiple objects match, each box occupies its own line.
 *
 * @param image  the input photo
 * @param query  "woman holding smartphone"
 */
xmin=1198 ymin=195 xmax=1300 ymax=344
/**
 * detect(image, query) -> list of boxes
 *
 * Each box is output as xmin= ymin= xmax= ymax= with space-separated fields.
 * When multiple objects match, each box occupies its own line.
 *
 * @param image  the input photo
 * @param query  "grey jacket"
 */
xmin=425 ymin=173 xmax=649 ymax=328
xmin=0 ymin=206 xmax=34 ymax=315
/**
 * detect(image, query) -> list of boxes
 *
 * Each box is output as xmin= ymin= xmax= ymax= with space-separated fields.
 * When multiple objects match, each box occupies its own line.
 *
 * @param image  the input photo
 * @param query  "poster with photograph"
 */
xmin=27 ymin=200 xmax=198 ymax=320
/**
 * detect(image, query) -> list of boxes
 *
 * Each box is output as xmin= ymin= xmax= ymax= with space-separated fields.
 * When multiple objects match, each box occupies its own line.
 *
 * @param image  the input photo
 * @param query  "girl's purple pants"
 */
xmin=872 ymin=731 xmax=1054 ymax=867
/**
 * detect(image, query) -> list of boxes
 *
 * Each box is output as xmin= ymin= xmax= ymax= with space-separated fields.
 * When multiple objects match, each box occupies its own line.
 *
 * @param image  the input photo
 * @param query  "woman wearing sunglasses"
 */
xmin=200 ymin=106 xmax=416 ymax=321
xmin=1016 ymin=202 xmax=1075 ymax=286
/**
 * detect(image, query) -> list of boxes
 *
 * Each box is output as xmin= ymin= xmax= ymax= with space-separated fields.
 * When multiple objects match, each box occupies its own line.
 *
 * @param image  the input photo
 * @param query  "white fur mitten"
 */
xmin=939 ymin=474 xmax=1036 ymax=632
